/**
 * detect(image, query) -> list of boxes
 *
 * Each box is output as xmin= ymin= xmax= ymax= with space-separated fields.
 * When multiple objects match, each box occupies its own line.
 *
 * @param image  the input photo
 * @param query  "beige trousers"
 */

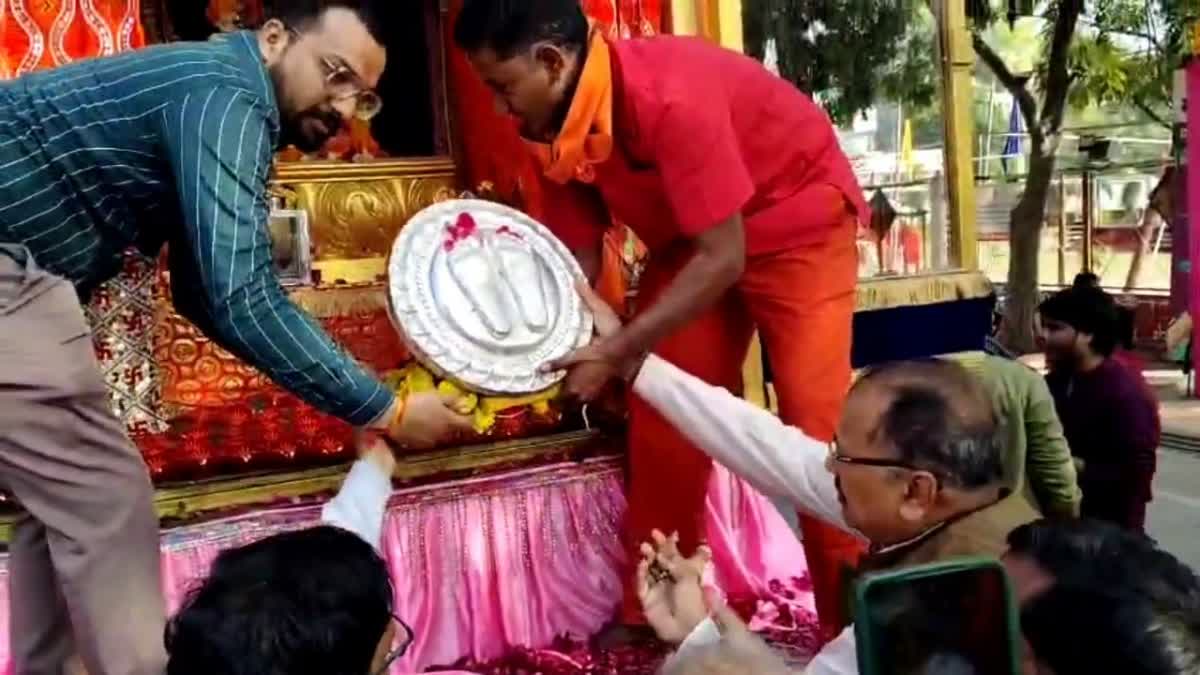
xmin=0 ymin=245 xmax=165 ymax=675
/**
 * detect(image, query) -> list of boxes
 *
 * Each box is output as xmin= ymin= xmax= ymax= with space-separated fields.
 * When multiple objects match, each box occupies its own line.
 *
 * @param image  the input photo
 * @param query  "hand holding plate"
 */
xmin=387 ymin=391 xmax=475 ymax=450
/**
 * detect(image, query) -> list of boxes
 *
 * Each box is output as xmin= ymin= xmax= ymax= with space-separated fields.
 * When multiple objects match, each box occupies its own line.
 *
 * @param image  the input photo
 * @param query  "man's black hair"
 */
xmin=1037 ymin=285 xmax=1120 ymax=357
xmin=1009 ymin=519 xmax=1200 ymax=675
xmin=453 ymin=0 xmax=589 ymax=58
xmin=271 ymin=0 xmax=386 ymax=46
xmin=1068 ymin=273 xmax=1139 ymax=350
xmin=1021 ymin=585 xmax=1200 ymax=675
xmin=165 ymin=526 xmax=393 ymax=675
xmin=855 ymin=359 xmax=1004 ymax=490
xmin=1007 ymin=519 xmax=1200 ymax=615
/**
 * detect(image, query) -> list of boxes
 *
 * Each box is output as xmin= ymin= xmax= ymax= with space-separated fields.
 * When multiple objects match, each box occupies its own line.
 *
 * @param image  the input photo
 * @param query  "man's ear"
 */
xmin=534 ymin=42 xmax=568 ymax=81
xmin=258 ymin=19 xmax=291 ymax=64
xmin=898 ymin=472 xmax=938 ymax=521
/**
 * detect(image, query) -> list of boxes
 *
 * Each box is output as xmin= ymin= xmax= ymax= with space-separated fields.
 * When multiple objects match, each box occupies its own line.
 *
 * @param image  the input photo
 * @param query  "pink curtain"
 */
xmin=0 ymin=459 xmax=817 ymax=673
xmin=1189 ymin=60 xmax=1199 ymax=378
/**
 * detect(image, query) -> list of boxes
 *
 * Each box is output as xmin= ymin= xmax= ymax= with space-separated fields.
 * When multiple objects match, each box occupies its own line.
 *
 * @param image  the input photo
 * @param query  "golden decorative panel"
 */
xmin=271 ymin=158 xmax=458 ymax=264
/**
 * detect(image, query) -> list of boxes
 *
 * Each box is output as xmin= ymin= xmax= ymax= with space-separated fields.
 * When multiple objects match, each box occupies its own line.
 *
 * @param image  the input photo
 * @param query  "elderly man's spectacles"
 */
xmin=373 ymin=615 xmax=414 ymax=675
xmin=828 ymin=443 xmax=922 ymax=471
xmin=827 ymin=443 xmax=943 ymax=486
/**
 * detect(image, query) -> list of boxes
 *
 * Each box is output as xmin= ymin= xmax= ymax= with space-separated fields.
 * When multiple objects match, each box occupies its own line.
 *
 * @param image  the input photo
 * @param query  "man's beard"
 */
xmin=269 ymin=62 xmax=344 ymax=152
xmin=281 ymin=107 xmax=344 ymax=152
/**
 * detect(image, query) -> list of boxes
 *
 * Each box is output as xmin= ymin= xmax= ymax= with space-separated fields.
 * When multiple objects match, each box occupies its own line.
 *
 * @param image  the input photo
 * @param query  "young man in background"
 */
xmin=1038 ymin=286 xmax=1160 ymax=531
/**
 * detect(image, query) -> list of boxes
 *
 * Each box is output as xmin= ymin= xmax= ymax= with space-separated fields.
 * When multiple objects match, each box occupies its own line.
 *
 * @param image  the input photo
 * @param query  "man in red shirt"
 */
xmin=455 ymin=0 xmax=868 ymax=636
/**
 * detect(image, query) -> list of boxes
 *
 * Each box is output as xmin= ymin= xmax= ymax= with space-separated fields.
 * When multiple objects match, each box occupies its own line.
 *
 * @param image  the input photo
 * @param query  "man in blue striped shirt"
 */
xmin=0 ymin=2 xmax=470 ymax=673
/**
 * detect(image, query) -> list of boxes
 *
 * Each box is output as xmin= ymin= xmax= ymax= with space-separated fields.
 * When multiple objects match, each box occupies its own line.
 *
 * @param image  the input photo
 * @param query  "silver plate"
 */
xmin=387 ymin=199 xmax=593 ymax=395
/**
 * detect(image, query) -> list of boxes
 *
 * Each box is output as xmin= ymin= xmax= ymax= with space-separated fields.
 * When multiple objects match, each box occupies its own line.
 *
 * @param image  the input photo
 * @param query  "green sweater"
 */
xmin=970 ymin=355 xmax=1083 ymax=519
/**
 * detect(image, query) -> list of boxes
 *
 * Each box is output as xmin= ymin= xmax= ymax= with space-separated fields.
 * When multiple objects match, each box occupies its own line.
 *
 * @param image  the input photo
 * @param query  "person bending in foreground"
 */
xmin=1006 ymin=518 xmax=1200 ymax=675
xmin=454 ymin=0 xmax=868 ymax=636
xmin=639 ymin=519 xmax=1200 ymax=675
xmin=1038 ymin=285 xmax=1160 ymax=531
xmin=167 ymin=434 xmax=410 ymax=675
xmin=0 ymin=3 xmax=469 ymax=672
xmin=559 ymin=283 xmax=1038 ymax=674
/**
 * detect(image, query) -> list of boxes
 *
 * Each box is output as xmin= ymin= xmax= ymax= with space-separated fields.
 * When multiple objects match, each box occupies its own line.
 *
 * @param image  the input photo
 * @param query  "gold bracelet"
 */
xmin=387 ymin=394 xmax=408 ymax=436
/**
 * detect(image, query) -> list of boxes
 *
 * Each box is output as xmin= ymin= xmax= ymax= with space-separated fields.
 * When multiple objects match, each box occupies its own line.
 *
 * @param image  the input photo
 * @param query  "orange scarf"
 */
xmin=527 ymin=28 xmax=614 ymax=184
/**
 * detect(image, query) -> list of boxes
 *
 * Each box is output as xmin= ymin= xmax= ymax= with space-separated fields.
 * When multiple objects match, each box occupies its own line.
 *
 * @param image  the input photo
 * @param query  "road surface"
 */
xmin=1148 ymin=447 xmax=1200 ymax=569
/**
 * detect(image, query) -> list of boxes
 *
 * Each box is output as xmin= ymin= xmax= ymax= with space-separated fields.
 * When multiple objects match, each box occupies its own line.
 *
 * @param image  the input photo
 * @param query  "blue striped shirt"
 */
xmin=0 ymin=32 xmax=393 ymax=426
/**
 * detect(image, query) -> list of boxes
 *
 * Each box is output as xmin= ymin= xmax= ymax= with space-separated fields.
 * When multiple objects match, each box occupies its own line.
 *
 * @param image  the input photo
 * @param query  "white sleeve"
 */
xmin=632 ymin=355 xmax=854 ymax=533
xmin=320 ymin=458 xmax=392 ymax=548
xmin=804 ymin=627 xmax=859 ymax=675
xmin=662 ymin=617 xmax=722 ymax=670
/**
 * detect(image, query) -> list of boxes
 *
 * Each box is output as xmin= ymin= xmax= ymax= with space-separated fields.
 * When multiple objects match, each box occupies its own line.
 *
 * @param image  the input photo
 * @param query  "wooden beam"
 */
xmin=936 ymin=0 xmax=979 ymax=271
xmin=671 ymin=0 xmax=743 ymax=52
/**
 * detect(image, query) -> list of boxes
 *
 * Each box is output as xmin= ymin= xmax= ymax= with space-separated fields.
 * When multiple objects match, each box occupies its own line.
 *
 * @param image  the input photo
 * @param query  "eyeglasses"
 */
xmin=827 ymin=442 xmax=924 ymax=471
xmin=827 ymin=442 xmax=942 ymax=486
xmin=373 ymin=614 xmax=414 ymax=675
xmin=287 ymin=27 xmax=383 ymax=121
xmin=317 ymin=55 xmax=383 ymax=120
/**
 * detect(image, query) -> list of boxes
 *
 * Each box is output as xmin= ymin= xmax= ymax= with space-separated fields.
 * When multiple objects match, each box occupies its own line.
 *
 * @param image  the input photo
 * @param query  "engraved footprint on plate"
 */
xmin=444 ymin=213 xmax=511 ymax=338
xmin=490 ymin=227 xmax=549 ymax=332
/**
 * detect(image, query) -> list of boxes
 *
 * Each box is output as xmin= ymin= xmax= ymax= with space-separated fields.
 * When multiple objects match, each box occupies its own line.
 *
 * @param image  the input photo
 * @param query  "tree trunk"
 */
xmin=1000 ymin=150 xmax=1057 ymax=353
xmin=1123 ymin=209 xmax=1162 ymax=292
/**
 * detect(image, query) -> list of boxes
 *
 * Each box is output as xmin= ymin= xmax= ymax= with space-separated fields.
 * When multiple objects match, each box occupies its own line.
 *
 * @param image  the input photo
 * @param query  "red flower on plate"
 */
xmin=442 ymin=212 xmax=478 ymax=251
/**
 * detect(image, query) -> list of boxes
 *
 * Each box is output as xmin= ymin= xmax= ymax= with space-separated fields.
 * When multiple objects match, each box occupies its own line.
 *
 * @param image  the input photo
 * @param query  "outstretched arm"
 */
xmin=632 ymin=355 xmax=851 ymax=532
xmin=321 ymin=433 xmax=395 ymax=547
xmin=552 ymin=282 xmax=854 ymax=533
xmin=162 ymin=87 xmax=394 ymax=427
xmin=595 ymin=89 xmax=752 ymax=373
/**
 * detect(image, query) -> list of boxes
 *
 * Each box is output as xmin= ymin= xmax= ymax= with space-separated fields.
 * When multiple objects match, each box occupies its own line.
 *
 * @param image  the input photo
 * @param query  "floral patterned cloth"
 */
xmin=0 ymin=0 xmax=143 ymax=78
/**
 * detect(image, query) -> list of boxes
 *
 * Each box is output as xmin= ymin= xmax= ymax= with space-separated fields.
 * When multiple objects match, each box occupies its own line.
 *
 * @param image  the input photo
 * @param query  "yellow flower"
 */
xmin=379 ymin=364 xmax=561 ymax=434
xmin=436 ymin=380 xmax=479 ymax=415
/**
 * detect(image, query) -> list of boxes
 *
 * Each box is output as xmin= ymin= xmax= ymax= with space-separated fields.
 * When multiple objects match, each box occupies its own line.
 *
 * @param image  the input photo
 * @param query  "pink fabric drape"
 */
xmin=0 ymin=458 xmax=815 ymax=673
xmin=1189 ymin=60 xmax=1199 ymax=378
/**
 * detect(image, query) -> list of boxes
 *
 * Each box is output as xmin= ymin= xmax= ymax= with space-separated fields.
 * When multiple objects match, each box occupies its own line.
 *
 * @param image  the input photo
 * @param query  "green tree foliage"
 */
xmin=968 ymin=0 xmax=1190 ymax=350
xmin=1062 ymin=0 xmax=1196 ymax=128
xmin=744 ymin=0 xmax=1191 ymax=351
xmin=742 ymin=0 xmax=935 ymax=126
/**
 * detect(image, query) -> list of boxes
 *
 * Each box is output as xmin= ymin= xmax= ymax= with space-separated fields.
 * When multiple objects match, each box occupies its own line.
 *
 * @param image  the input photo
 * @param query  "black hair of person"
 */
xmin=1021 ymin=585 xmax=1200 ymax=675
xmin=1009 ymin=519 xmax=1200 ymax=674
xmin=270 ymin=0 xmax=386 ymax=46
xmin=854 ymin=359 xmax=1004 ymax=490
xmin=1007 ymin=519 xmax=1200 ymax=615
xmin=1037 ymin=285 xmax=1121 ymax=357
xmin=1072 ymin=271 xmax=1100 ymax=288
xmin=454 ymin=0 xmax=590 ymax=59
xmin=1070 ymin=271 xmax=1139 ymax=349
xmin=165 ymin=526 xmax=393 ymax=675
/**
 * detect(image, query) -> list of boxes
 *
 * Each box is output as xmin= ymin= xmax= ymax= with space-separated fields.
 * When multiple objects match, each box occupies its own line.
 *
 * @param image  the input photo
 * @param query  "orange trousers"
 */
xmin=619 ymin=210 xmax=865 ymax=638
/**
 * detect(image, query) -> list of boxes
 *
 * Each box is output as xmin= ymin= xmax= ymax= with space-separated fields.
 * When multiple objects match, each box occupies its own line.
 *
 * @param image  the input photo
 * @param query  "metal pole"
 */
xmin=1057 ymin=174 xmax=1067 ymax=284
xmin=980 ymin=81 xmax=997 ymax=178
xmin=1081 ymin=169 xmax=1095 ymax=273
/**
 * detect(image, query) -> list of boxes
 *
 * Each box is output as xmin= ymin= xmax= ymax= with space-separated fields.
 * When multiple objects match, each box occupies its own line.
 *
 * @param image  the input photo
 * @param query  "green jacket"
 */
xmin=969 ymin=355 xmax=1083 ymax=519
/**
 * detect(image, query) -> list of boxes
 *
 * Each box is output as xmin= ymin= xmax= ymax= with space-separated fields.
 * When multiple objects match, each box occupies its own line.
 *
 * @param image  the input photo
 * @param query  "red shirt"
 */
xmin=540 ymin=36 xmax=868 ymax=256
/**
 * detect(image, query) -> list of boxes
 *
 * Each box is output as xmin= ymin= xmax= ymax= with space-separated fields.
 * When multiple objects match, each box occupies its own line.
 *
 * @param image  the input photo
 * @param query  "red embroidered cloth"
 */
xmin=0 ymin=0 xmax=144 ymax=78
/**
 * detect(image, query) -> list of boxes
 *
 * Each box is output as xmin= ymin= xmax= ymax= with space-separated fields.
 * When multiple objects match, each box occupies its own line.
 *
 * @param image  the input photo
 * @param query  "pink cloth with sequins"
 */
xmin=0 ymin=458 xmax=815 ymax=673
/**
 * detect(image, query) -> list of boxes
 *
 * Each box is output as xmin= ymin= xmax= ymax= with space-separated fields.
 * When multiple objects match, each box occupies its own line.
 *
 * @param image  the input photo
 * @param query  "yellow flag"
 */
xmin=900 ymin=119 xmax=914 ymax=173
